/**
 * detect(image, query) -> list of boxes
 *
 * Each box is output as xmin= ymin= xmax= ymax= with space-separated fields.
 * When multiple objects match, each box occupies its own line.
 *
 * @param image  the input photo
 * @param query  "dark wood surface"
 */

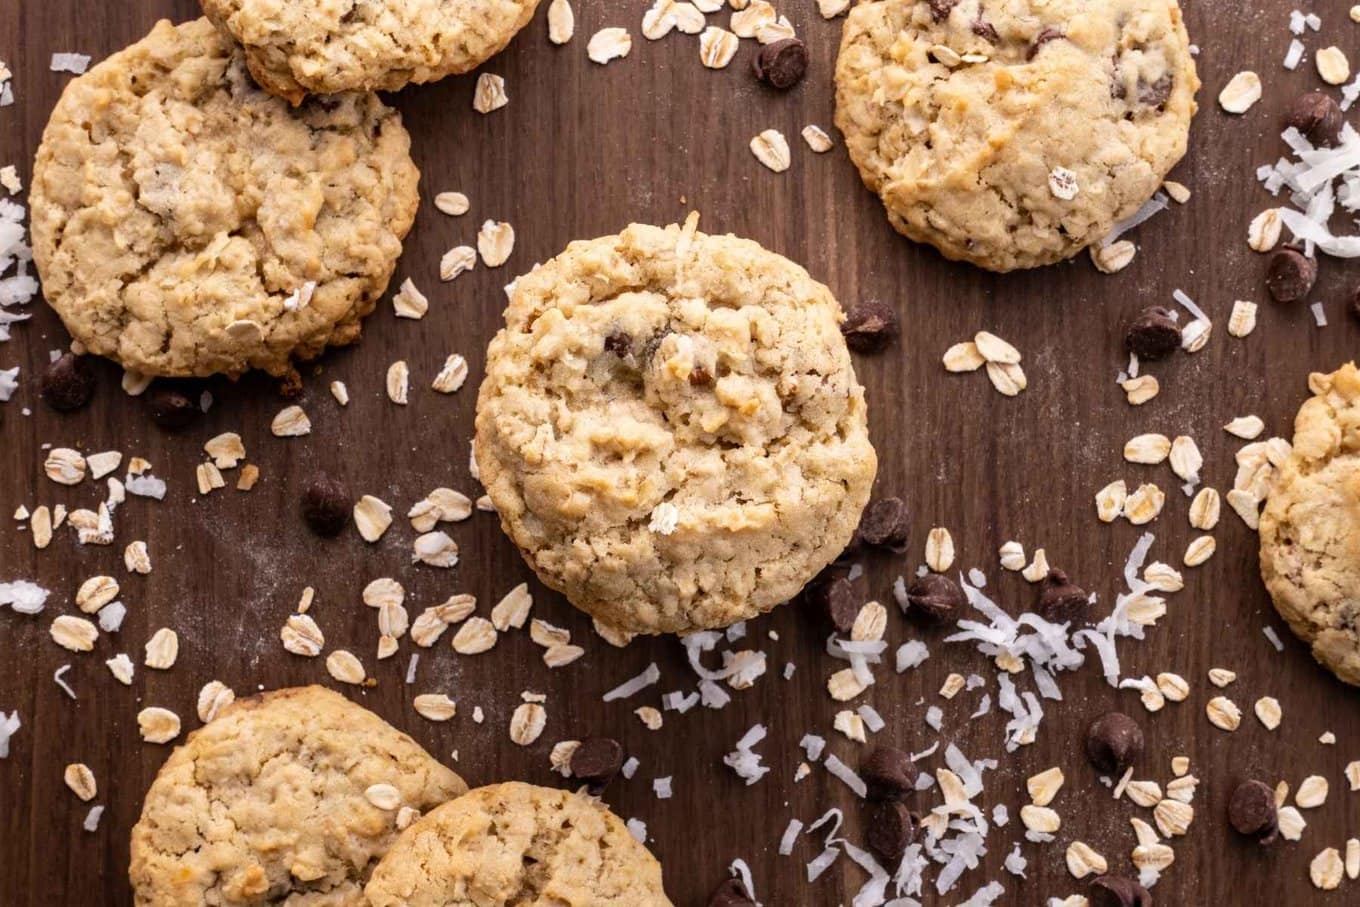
xmin=3 ymin=0 xmax=1360 ymax=903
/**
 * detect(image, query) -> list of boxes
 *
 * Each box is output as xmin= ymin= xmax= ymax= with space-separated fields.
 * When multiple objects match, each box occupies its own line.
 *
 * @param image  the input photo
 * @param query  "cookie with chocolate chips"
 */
xmin=834 ymin=0 xmax=1199 ymax=271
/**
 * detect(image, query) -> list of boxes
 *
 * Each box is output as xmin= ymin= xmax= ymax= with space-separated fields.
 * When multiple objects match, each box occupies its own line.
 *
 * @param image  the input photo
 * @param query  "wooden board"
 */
xmin=2 ymin=0 xmax=1359 ymax=903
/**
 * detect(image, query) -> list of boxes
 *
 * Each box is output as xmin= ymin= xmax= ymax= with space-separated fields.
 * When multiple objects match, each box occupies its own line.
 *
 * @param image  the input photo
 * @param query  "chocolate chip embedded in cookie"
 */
xmin=834 ymin=0 xmax=1199 ymax=271
xmin=475 ymin=216 xmax=877 ymax=634
xmin=1258 ymin=362 xmax=1360 ymax=685
xmin=30 ymin=19 xmax=418 ymax=382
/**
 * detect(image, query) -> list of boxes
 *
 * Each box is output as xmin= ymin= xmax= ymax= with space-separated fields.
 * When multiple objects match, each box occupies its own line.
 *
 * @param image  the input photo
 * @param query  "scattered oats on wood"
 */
xmin=477 ymin=220 xmax=515 ymax=267
xmin=106 ymin=653 xmax=135 ymax=685
xmin=1346 ymin=761 xmax=1360 ymax=792
xmin=409 ymin=489 xmax=472 ymax=531
xmin=1171 ymin=756 xmax=1190 ymax=777
xmin=30 ymin=506 xmax=53 ymax=549
xmin=1225 ymin=489 xmax=1261 ymax=530
xmin=999 ymin=540 xmax=1026 ymax=571
xmin=750 ymin=129 xmax=791 ymax=173
xmin=365 ymin=783 xmax=401 ymax=811
xmin=510 ymin=702 xmax=547 ymax=745
xmin=432 ymin=354 xmax=469 ymax=394
xmin=550 ymin=740 xmax=581 ymax=776
xmin=1188 ymin=487 xmax=1220 ymax=530
xmin=1123 ymin=483 xmax=1166 ymax=525
xmin=1296 ymin=775 xmax=1329 ymax=808
xmin=237 ymin=464 xmax=260 ymax=491
xmin=1139 ymin=684 xmax=1167 ymax=712
xmin=544 ymin=644 xmax=585 ymax=668
xmin=378 ymin=602 xmax=409 ymax=639
xmin=834 ymin=709 xmax=866 ymax=742
xmin=1065 ymin=841 xmax=1107 ymax=879
xmin=1208 ymin=668 xmax=1236 ymax=687
xmin=414 ymin=693 xmax=457 ymax=721
xmin=1347 ymin=839 xmax=1360 ymax=880
xmin=144 ymin=628 xmax=179 ymax=669
xmin=45 ymin=448 xmax=86 ymax=485
xmin=392 ymin=278 xmax=429 ymax=319
xmin=434 ymin=191 xmax=470 ymax=216
xmin=1124 ymin=433 xmax=1171 ymax=465
xmin=1218 ymin=71 xmax=1262 ymax=112
xmin=1021 ymin=804 xmax=1061 ymax=834
xmin=1091 ymin=240 xmax=1136 ymax=273
xmin=943 ymin=341 xmax=985 ymax=372
xmin=411 ymin=611 xmax=451 ymax=648
xmin=1183 ymin=535 xmax=1216 ymax=567
xmin=1206 ymin=696 xmax=1241 ymax=730
xmin=1311 ymin=848 xmax=1344 ymax=890
xmin=363 ymin=578 xmax=404 ymax=609
xmin=491 ymin=583 xmax=533 ymax=631
xmin=587 ymin=27 xmax=632 ymax=64
xmin=1156 ymin=672 xmax=1190 ymax=702
xmin=377 ymin=635 xmax=398 ymax=660
xmin=986 ymin=361 xmax=1027 ymax=396
xmin=1021 ymin=548 xmax=1050 ymax=584
xmin=925 ymin=527 xmax=955 ymax=572
xmin=204 ymin=433 xmax=245 ymax=468
xmin=1163 ymin=180 xmax=1191 ymax=203
xmin=137 ymin=707 xmax=181 ymax=744
xmin=1095 ymin=479 xmax=1128 ymax=522
xmin=548 ymin=0 xmax=575 ymax=44
xmin=76 ymin=576 xmax=119 ymax=613
xmin=1169 ymin=436 xmax=1202 ymax=482
xmin=1253 ymin=696 xmax=1282 ymax=730
xmin=472 ymin=73 xmax=508 ymax=113
xmin=281 ymin=614 xmax=324 ymax=656
xmin=353 ymin=495 xmax=394 ymax=543
xmin=86 ymin=451 xmax=122 ymax=480
xmin=196 ymin=462 xmax=225 ymax=495
xmin=851 ymin=601 xmax=887 ymax=642
xmin=1317 ymin=46 xmax=1351 ymax=85
xmin=1181 ymin=317 xmax=1212 ymax=353
xmin=327 ymin=380 xmax=349 ymax=406
xmin=1154 ymin=799 xmax=1193 ymax=837
xmin=123 ymin=541 xmax=151 ymax=574
xmin=412 ymin=531 xmax=459 ymax=567
xmin=197 ymin=680 xmax=235 ymax=723
xmin=1133 ymin=842 xmax=1176 ymax=872
xmin=1144 ymin=561 xmax=1184 ymax=592
xmin=1125 ymin=780 xmax=1163 ymax=808
xmin=731 ymin=0 xmax=775 ymax=37
xmin=1278 ymin=805 xmax=1306 ymax=841
xmin=50 ymin=615 xmax=98 ymax=652
xmin=64 ymin=763 xmax=96 ymax=801
xmin=440 ymin=245 xmax=476 ymax=281
xmin=636 ymin=706 xmax=664 ymax=731
xmin=122 ymin=370 xmax=153 ymax=396
xmin=828 ymin=667 xmax=868 ymax=702
xmin=385 ymin=360 xmax=409 ymax=405
xmin=1027 ymin=767 xmax=1065 ymax=807
xmin=271 ymin=405 xmax=311 ymax=437
xmin=1247 ymin=208 xmax=1282 ymax=252
xmin=326 ymin=650 xmax=366 ymax=685
xmin=1122 ymin=374 xmax=1159 ymax=405
xmin=801 ymin=125 xmax=833 ymax=152
xmin=452 ymin=617 xmax=498 ymax=655
xmin=939 ymin=673 xmax=965 ymax=699
xmin=1165 ymin=774 xmax=1198 ymax=804
xmin=531 ymin=619 xmax=571 ymax=648
xmin=698 ymin=26 xmax=739 ymax=68
xmin=1227 ymin=300 xmax=1258 ymax=337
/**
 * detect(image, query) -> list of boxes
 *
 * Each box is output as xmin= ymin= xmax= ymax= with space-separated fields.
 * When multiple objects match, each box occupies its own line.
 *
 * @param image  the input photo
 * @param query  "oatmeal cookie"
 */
xmin=1259 ymin=362 xmax=1360 ymax=685
xmin=30 ymin=18 xmax=418 ymax=381
xmin=835 ymin=0 xmax=1198 ymax=271
xmin=475 ymin=216 xmax=877 ymax=634
xmin=200 ymin=0 xmax=542 ymax=102
xmin=129 ymin=686 xmax=466 ymax=905
xmin=365 ymin=782 xmax=672 ymax=906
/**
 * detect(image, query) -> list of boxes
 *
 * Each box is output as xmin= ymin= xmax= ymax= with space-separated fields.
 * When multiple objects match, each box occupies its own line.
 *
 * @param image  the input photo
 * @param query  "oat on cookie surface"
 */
xmin=200 ymin=0 xmax=542 ymax=101
xmin=365 ymin=781 xmax=673 ymax=906
xmin=834 ymin=0 xmax=1199 ymax=271
xmin=474 ymin=218 xmax=877 ymax=635
xmin=1259 ymin=363 xmax=1360 ymax=686
xmin=30 ymin=18 xmax=419 ymax=380
xmin=129 ymin=685 xmax=466 ymax=906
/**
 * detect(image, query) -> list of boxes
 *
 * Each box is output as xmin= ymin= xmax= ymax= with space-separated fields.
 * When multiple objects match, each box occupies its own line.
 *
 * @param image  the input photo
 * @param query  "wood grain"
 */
xmin=2 ymin=0 xmax=1359 ymax=903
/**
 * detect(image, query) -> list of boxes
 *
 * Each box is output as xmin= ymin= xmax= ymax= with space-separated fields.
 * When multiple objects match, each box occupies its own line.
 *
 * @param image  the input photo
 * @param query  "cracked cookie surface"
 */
xmin=31 ymin=18 xmax=419 ymax=381
xmin=834 ymin=0 xmax=1198 ymax=271
xmin=1260 ymin=362 xmax=1360 ymax=686
xmin=474 ymin=218 xmax=877 ymax=635
xmin=129 ymin=685 xmax=466 ymax=906
xmin=365 ymin=782 xmax=672 ymax=906
xmin=200 ymin=0 xmax=542 ymax=102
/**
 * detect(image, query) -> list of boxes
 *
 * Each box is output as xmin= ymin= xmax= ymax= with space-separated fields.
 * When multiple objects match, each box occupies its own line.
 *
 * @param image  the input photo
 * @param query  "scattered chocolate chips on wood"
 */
xmin=1265 ymin=245 xmax=1318 ymax=303
xmin=1085 ymin=711 xmax=1144 ymax=774
xmin=40 ymin=353 xmax=94 ymax=412
xmin=860 ymin=745 xmax=920 ymax=801
xmin=146 ymin=384 xmax=200 ymax=429
xmin=903 ymin=572 xmax=965 ymax=624
xmin=858 ymin=497 xmax=910 ymax=550
xmin=1228 ymin=779 xmax=1279 ymax=844
xmin=1124 ymin=306 xmax=1182 ymax=360
xmin=1089 ymin=873 xmax=1153 ymax=907
xmin=569 ymin=736 xmax=625 ymax=791
xmin=752 ymin=38 xmax=807 ymax=91
xmin=300 ymin=472 xmax=351 ymax=537
xmin=865 ymin=799 xmax=920 ymax=864
xmin=708 ymin=877 xmax=757 ymax=907
xmin=808 ymin=574 xmax=859 ymax=635
xmin=840 ymin=300 xmax=899 ymax=354
xmin=1284 ymin=91 xmax=1343 ymax=147
xmin=1037 ymin=569 xmax=1090 ymax=624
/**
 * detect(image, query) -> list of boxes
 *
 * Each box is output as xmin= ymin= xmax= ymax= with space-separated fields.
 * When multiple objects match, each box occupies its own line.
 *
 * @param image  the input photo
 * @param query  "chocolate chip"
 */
xmin=861 ymin=746 xmax=920 ymax=801
xmin=40 ymin=353 xmax=94 ymax=412
xmin=809 ymin=575 xmax=859 ymax=635
xmin=569 ymin=737 xmax=624 ymax=790
xmin=858 ymin=497 xmax=910 ymax=549
xmin=1265 ymin=246 xmax=1318 ymax=303
xmin=1285 ymin=92 xmax=1344 ymax=147
xmin=903 ymin=573 xmax=964 ymax=624
xmin=1137 ymin=73 xmax=1173 ymax=108
xmin=1228 ymin=780 xmax=1279 ymax=843
xmin=927 ymin=0 xmax=957 ymax=21
xmin=971 ymin=18 xmax=999 ymax=42
xmin=752 ymin=38 xmax=808 ymax=91
xmin=841 ymin=300 xmax=899 ymax=354
xmin=1124 ymin=306 xmax=1181 ymax=360
xmin=866 ymin=800 xmax=920 ymax=864
xmin=1089 ymin=874 xmax=1153 ymax=907
xmin=603 ymin=330 xmax=632 ymax=356
xmin=1085 ymin=712 xmax=1144 ymax=775
xmin=1027 ymin=26 xmax=1065 ymax=60
xmin=147 ymin=385 xmax=201 ymax=429
xmin=708 ymin=878 xmax=756 ymax=907
xmin=689 ymin=366 xmax=713 ymax=386
xmin=300 ymin=472 xmax=350 ymax=537
xmin=1037 ymin=569 xmax=1089 ymax=624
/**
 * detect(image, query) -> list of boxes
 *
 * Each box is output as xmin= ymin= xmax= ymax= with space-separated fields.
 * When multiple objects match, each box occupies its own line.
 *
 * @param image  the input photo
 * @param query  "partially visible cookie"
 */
xmin=31 ymin=18 xmax=419 ymax=382
xmin=129 ymin=685 xmax=466 ymax=906
xmin=365 ymin=782 xmax=673 ymax=906
xmin=474 ymin=216 xmax=877 ymax=635
xmin=834 ymin=0 xmax=1199 ymax=271
xmin=1259 ymin=362 xmax=1360 ymax=685
xmin=200 ymin=0 xmax=542 ymax=102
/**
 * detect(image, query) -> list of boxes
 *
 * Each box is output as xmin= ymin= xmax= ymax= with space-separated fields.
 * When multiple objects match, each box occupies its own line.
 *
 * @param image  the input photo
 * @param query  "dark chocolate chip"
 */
xmin=708 ymin=878 xmax=756 ymax=907
xmin=859 ymin=497 xmax=910 ymax=549
xmin=810 ymin=576 xmax=859 ymax=635
xmin=1265 ymin=246 xmax=1318 ymax=303
xmin=866 ymin=800 xmax=920 ymax=864
xmin=1085 ymin=712 xmax=1144 ymax=775
xmin=903 ymin=573 xmax=964 ymax=624
xmin=1285 ymin=92 xmax=1344 ymax=147
xmin=841 ymin=301 xmax=899 ymax=354
xmin=1037 ymin=569 xmax=1089 ymax=624
xmin=1137 ymin=73 xmax=1173 ymax=108
xmin=689 ymin=366 xmax=713 ymax=386
xmin=928 ymin=0 xmax=957 ymax=22
xmin=40 ymin=353 xmax=94 ymax=412
xmin=971 ymin=18 xmax=999 ymax=42
xmin=603 ymin=330 xmax=632 ymax=356
xmin=1089 ymin=874 xmax=1153 ymax=907
xmin=147 ymin=386 xmax=200 ymax=429
xmin=569 ymin=737 xmax=625 ymax=790
xmin=1228 ymin=779 xmax=1279 ymax=843
xmin=752 ymin=39 xmax=808 ymax=91
xmin=300 ymin=472 xmax=350 ymax=537
xmin=1124 ymin=306 xmax=1181 ymax=360
xmin=1027 ymin=26 xmax=1065 ymax=60
xmin=861 ymin=746 xmax=920 ymax=801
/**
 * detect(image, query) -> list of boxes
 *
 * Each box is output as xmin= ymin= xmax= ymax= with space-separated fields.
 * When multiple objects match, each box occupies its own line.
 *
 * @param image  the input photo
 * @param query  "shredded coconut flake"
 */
xmin=602 ymin=662 xmax=660 ymax=701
